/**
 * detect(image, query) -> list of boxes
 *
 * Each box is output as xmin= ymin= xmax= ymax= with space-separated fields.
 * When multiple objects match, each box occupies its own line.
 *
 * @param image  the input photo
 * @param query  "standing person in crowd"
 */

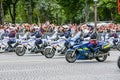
xmin=102 ymin=30 xmax=108 ymax=41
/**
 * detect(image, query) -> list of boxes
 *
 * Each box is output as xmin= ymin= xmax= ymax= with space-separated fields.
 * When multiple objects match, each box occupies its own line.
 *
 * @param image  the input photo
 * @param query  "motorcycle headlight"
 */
xmin=47 ymin=40 xmax=51 ymax=45
xmin=0 ymin=43 xmax=2 ymax=46
xmin=17 ymin=40 xmax=21 ymax=43
xmin=70 ymin=42 xmax=74 ymax=46
xmin=53 ymin=45 xmax=57 ymax=48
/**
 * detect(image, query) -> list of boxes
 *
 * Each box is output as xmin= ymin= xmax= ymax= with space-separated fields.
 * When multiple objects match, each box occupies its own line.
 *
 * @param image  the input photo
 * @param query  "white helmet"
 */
xmin=112 ymin=30 xmax=116 ymax=32
xmin=34 ymin=26 xmax=39 ymax=30
xmin=83 ymin=29 xmax=89 ymax=35
xmin=10 ymin=27 xmax=15 ymax=31
xmin=62 ymin=25 xmax=69 ymax=29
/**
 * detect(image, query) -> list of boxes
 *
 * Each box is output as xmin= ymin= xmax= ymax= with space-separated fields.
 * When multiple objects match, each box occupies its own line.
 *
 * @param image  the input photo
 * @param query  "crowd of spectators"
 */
xmin=0 ymin=21 xmax=120 ymax=35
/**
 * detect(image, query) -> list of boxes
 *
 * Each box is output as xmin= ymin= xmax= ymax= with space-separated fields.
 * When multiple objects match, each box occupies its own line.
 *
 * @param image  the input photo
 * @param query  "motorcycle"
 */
xmin=65 ymin=41 xmax=111 ymax=63
xmin=117 ymin=56 xmax=120 ymax=69
xmin=33 ymin=39 xmax=48 ymax=55
xmin=105 ymin=37 xmax=120 ymax=50
xmin=0 ymin=37 xmax=9 ymax=52
xmin=15 ymin=36 xmax=35 ymax=56
xmin=101 ymin=33 xmax=120 ymax=50
xmin=34 ymin=30 xmax=59 ymax=55
xmin=34 ymin=31 xmax=58 ymax=55
xmin=44 ymin=36 xmax=67 ymax=58
xmin=0 ymin=36 xmax=20 ymax=52
xmin=15 ymin=29 xmax=59 ymax=56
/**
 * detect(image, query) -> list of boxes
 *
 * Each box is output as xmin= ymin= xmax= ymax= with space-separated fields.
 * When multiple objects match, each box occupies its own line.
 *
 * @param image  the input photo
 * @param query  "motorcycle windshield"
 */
xmin=71 ymin=32 xmax=81 ymax=41
xmin=48 ymin=31 xmax=57 ymax=40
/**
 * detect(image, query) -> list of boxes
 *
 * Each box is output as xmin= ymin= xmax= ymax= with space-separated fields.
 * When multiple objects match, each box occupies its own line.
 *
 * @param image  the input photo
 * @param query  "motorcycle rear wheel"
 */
xmin=15 ymin=46 xmax=26 ymax=56
xmin=65 ymin=51 xmax=77 ymax=63
xmin=96 ymin=54 xmax=107 ymax=62
xmin=117 ymin=57 xmax=120 ymax=69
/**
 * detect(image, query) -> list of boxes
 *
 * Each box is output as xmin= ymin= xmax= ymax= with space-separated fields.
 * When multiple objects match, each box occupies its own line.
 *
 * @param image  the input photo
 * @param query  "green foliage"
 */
xmin=97 ymin=0 xmax=117 ymax=21
xmin=1 ymin=0 xmax=120 ymax=24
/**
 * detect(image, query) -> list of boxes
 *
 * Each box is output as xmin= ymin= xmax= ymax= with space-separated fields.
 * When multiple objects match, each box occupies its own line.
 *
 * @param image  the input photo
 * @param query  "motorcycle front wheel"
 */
xmin=44 ymin=48 xmax=56 ymax=58
xmin=65 ymin=51 xmax=77 ymax=63
xmin=15 ymin=46 xmax=26 ymax=56
xmin=117 ymin=56 xmax=120 ymax=69
xmin=96 ymin=54 xmax=107 ymax=62
xmin=117 ymin=43 xmax=120 ymax=51
xmin=61 ymin=47 xmax=68 ymax=54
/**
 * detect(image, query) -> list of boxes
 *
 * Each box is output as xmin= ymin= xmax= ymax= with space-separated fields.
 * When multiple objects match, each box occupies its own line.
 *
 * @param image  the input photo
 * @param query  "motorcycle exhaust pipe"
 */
xmin=97 ymin=52 xmax=109 ymax=57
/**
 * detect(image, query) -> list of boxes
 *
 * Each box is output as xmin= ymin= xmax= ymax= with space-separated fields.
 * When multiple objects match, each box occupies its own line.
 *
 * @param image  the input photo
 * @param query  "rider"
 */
xmin=21 ymin=28 xmax=30 ymax=39
xmin=1 ymin=27 xmax=9 ymax=39
xmin=31 ymin=26 xmax=42 ymax=48
xmin=112 ymin=30 xmax=118 ymax=46
xmin=7 ymin=27 xmax=16 ymax=48
xmin=61 ymin=25 xmax=72 ymax=39
xmin=84 ymin=25 xmax=94 ymax=38
xmin=87 ymin=25 xmax=98 ymax=56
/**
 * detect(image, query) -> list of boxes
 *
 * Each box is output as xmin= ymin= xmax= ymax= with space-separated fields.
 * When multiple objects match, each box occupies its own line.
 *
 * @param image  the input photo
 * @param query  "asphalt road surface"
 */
xmin=0 ymin=51 xmax=119 ymax=80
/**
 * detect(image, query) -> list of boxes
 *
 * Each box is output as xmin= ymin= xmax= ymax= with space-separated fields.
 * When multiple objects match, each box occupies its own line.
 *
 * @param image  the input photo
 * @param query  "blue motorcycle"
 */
xmin=65 ymin=41 xmax=111 ymax=63
xmin=117 ymin=56 xmax=120 ymax=69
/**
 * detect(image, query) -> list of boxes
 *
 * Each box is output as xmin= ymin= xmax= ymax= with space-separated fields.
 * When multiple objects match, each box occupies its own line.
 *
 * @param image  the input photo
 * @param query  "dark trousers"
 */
xmin=7 ymin=39 xmax=16 ymax=48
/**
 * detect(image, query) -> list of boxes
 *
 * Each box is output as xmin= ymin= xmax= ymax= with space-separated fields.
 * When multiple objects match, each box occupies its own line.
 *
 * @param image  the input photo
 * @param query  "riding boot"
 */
xmin=8 ymin=44 xmax=13 ymax=48
xmin=37 ymin=45 xmax=40 ymax=49
xmin=89 ymin=47 xmax=95 ymax=53
xmin=14 ymin=43 xmax=19 ymax=48
xmin=89 ymin=47 xmax=96 ymax=57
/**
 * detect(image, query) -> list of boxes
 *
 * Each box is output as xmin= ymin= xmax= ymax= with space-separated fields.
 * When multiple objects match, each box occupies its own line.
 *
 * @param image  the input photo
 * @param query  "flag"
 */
xmin=118 ymin=0 xmax=120 ymax=14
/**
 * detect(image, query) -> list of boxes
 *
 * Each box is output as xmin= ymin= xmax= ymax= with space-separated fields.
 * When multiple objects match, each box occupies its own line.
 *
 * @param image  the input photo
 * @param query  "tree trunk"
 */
xmin=45 ymin=11 xmax=49 ymax=21
xmin=56 ymin=13 xmax=58 ymax=25
xmin=8 ymin=3 xmax=17 ymax=24
xmin=85 ymin=0 xmax=90 ymax=23
xmin=111 ymin=9 xmax=114 ymax=22
xmin=28 ymin=0 xmax=33 ymax=24
xmin=0 ymin=2 xmax=2 ymax=25
xmin=12 ymin=3 xmax=16 ymax=24
xmin=38 ymin=16 xmax=41 ymax=27
xmin=0 ymin=2 xmax=4 ymax=25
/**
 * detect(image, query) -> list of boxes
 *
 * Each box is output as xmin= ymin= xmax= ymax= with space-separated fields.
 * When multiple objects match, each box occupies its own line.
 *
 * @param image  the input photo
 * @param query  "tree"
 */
xmin=1 ymin=0 xmax=120 ymax=24
xmin=58 ymin=0 xmax=86 ymax=23
xmin=27 ymin=0 xmax=34 ymax=24
xmin=97 ymin=0 xmax=117 ymax=21
xmin=4 ymin=0 xmax=19 ymax=24
xmin=35 ymin=0 xmax=61 ymax=24
xmin=0 ymin=0 xmax=4 ymax=25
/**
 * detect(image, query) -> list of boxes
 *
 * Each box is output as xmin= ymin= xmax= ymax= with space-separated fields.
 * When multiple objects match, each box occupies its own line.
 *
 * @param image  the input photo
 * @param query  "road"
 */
xmin=0 ymin=51 xmax=119 ymax=80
